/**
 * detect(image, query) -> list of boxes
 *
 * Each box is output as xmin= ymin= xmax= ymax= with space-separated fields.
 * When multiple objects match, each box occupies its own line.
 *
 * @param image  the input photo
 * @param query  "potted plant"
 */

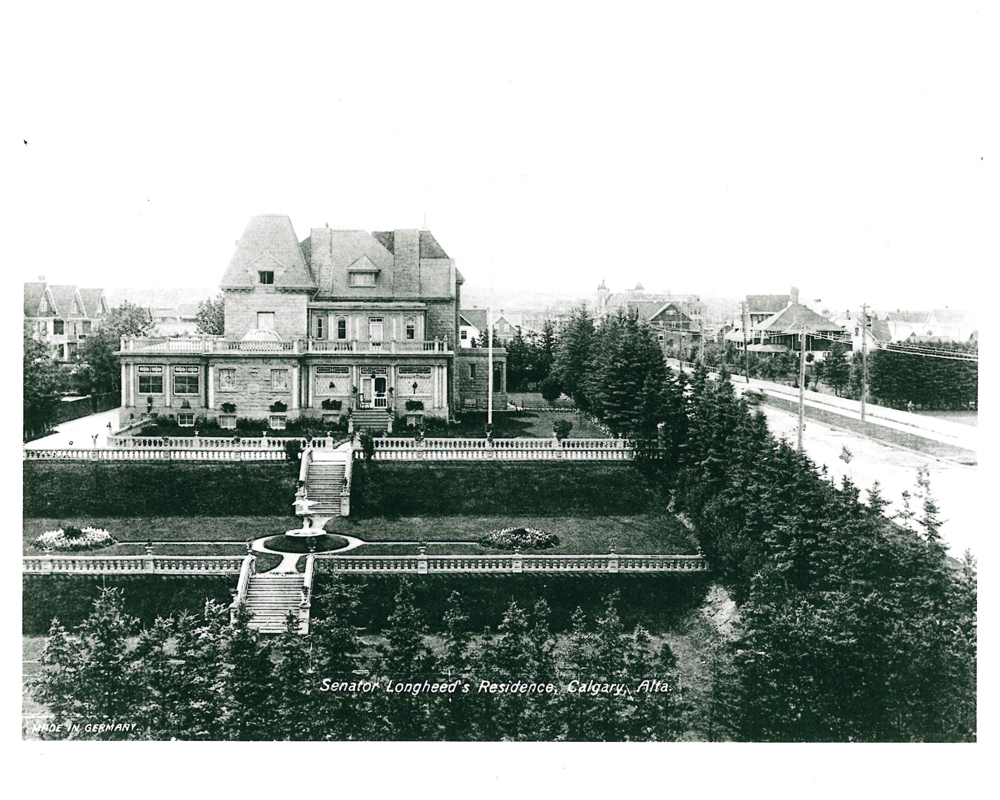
xmin=270 ymin=400 xmax=288 ymax=413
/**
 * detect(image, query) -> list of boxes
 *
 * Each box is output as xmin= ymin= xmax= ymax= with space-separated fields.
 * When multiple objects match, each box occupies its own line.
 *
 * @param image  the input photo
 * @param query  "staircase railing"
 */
xmin=299 ymin=555 xmax=316 ymax=634
xmin=229 ymin=554 xmax=256 ymax=623
xmin=340 ymin=444 xmax=354 ymax=516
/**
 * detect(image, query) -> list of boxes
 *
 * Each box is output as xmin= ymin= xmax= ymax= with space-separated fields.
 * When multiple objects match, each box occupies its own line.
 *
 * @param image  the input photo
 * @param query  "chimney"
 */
xmin=37 ymin=275 xmax=46 ymax=281
xmin=310 ymin=228 xmax=333 ymax=291
xmin=790 ymin=286 xmax=800 ymax=306
xmin=393 ymin=230 xmax=420 ymax=296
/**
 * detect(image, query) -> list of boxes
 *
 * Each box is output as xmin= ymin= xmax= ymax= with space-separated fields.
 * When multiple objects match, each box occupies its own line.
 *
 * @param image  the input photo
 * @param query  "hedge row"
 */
xmin=311 ymin=571 xmax=712 ymax=634
xmin=350 ymin=461 xmax=661 ymax=517
xmin=23 ymin=462 xmax=298 ymax=517
xmin=22 ymin=575 xmax=234 ymax=635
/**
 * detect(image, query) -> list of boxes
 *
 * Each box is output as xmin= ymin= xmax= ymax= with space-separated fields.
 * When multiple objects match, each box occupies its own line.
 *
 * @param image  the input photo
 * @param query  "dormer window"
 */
xmin=259 ymin=271 xmax=274 ymax=285
xmin=350 ymin=272 xmax=376 ymax=287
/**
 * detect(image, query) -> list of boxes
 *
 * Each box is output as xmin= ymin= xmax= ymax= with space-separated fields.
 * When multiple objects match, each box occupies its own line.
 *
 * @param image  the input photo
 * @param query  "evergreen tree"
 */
xmin=33 ymin=588 xmax=143 ymax=740
xmin=196 ymin=294 xmax=225 ymax=336
xmin=552 ymin=307 xmax=595 ymax=410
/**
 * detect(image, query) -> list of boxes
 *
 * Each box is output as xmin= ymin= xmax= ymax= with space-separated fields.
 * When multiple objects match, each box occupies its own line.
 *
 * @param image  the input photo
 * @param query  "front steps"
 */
xmin=245 ymin=572 xmax=305 ymax=634
xmin=305 ymin=460 xmax=345 ymax=518
xmin=352 ymin=408 xmax=391 ymax=433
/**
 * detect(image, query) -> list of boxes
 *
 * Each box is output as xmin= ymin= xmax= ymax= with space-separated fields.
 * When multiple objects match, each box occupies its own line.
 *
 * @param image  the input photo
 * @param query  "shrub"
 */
xmin=270 ymin=401 xmax=288 ymax=413
xmin=553 ymin=419 xmax=573 ymax=440
xmin=425 ymin=416 xmax=448 ymax=431
xmin=480 ymin=527 xmax=559 ymax=550
xmin=405 ymin=399 xmax=424 ymax=411
xmin=321 ymin=398 xmax=342 ymax=411
xmin=220 ymin=402 xmax=237 ymax=414
xmin=283 ymin=440 xmax=303 ymax=462
xmin=541 ymin=376 xmax=562 ymax=406
xmin=358 ymin=431 xmax=375 ymax=461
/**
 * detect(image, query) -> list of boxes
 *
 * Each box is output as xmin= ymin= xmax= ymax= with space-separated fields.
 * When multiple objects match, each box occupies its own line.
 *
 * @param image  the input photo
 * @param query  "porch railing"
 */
xmin=119 ymin=336 xmax=451 ymax=355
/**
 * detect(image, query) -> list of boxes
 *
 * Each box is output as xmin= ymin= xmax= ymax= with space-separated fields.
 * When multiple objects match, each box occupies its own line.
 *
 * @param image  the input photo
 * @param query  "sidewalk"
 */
xmin=23 ymin=409 xmax=121 ymax=449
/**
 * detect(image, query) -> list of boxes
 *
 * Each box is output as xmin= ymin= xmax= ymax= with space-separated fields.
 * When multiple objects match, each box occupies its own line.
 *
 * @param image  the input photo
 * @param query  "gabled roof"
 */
xmin=756 ymin=303 xmax=844 ymax=334
xmin=869 ymin=318 xmax=892 ymax=342
xmin=24 ymin=282 xmax=48 ymax=316
xmin=747 ymin=294 xmax=791 ymax=314
xmin=460 ymin=309 xmax=488 ymax=331
xmin=78 ymin=288 xmax=106 ymax=317
xmin=48 ymin=285 xmax=86 ymax=318
xmin=220 ymin=215 xmax=316 ymax=290
xmin=648 ymin=301 xmax=695 ymax=323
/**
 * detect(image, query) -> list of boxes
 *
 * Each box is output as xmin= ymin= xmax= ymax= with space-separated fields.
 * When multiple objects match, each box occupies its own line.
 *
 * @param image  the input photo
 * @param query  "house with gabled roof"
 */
xmin=116 ymin=216 xmax=506 ymax=432
xmin=24 ymin=279 xmax=107 ymax=361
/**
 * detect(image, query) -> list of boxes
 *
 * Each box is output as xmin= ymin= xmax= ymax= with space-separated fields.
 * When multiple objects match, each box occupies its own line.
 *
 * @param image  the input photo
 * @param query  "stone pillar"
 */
xmin=292 ymin=365 xmax=300 ymax=410
xmin=164 ymin=365 xmax=171 ymax=408
xmin=417 ymin=543 xmax=428 ymax=575
xmin=207 ymin=365 xmax=215 ymax=410
xmin=120 ymin=363 xmax=127 ymax=408
xmin=306 ymin=366 xmax=312 ymax=409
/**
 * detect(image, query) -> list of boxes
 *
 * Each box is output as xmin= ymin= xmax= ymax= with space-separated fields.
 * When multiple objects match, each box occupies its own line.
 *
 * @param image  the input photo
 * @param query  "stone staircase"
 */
xmin=352 ymin=408 xmax=391 ymax=433
xmin=245 ymin=572 xmax=305 ymax=634
xmin=306 ymin=460 xmax=346 ymax=517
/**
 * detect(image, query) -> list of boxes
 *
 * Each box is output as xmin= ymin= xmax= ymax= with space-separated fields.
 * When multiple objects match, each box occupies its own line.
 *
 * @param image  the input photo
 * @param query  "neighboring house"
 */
xmin=459 ymin=308 xmax=486 ymax=347
xmin=24 ymin=279 xmax=108 ymax=361
xmin=116 ymin=216 xmax=507 ymax=431
xmin=151 ymin=304 xmax=201 ymax=337
xmin=882 ymin=309 xmax=977 ymax=343
xmin=753 ymin=292 xmax=846 ymax=356
xmin=833 ymin=309 xmax=892 ymax=353
xmin=595 ymin=281 xmax=704 ymax=357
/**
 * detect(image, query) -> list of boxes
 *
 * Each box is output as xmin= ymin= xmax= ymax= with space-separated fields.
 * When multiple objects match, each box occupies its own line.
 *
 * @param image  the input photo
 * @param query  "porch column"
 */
xmin=120 ymin=363 xmax=127 ymax=408
xmin=433 ymin=365 xmax=440 ymax=408
xmin=165 ymin=366 xmax=171 ymax=407
xmin=306 ymin=365 xmax=312 ymax=408
xmin=207 ymin=365 xmax=215 ymax=410
xmin=292 ymin=365 xmax=300 ymax=410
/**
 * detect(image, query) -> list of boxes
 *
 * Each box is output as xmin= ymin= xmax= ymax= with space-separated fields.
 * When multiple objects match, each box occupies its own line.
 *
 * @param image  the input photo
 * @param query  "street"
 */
xmin=759 ymin=404 xmax=980 ymax=558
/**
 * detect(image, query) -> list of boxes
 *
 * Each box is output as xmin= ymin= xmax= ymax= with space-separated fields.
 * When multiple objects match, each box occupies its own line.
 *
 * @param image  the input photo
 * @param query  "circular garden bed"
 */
xmin=262 ymin=534 xmax=349 ymax=554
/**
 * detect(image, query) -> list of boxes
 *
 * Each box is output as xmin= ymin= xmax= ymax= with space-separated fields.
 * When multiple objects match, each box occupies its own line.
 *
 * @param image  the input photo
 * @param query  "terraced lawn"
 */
xmin=329 ymin=514 xmax=697 ymax=555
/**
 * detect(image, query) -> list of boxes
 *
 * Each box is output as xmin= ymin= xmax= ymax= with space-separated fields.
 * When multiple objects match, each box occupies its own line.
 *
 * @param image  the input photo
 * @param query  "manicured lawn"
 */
xmin=391 ymin=410 xmax=609 ymax=439
xmin=23 ymin=516 xmax=296 ymax=555
xmin=508 ymin=391 xmax=576 ymax=409
xmin=329 ymin=515 xmax=697 ymax=555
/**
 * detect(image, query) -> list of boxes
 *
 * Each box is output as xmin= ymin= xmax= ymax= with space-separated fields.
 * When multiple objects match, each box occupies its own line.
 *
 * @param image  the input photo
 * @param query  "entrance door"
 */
xmin=374 ymin=376 xmax=388 ymax=408
xmin=360 ymin=376 xmax=374 ymax=408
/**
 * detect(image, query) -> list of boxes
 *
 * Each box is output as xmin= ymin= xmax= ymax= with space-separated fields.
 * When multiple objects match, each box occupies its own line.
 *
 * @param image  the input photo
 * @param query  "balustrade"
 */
xmin=317 ymin=553 xmax=706 ymax=574
xmin=22 ymin=555 xmax=246 ymax=574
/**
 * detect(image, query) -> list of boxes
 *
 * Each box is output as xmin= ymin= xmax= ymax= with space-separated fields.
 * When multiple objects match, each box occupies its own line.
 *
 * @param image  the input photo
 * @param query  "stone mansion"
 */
xmin=116 ymin=216 xmax=506 ymax=432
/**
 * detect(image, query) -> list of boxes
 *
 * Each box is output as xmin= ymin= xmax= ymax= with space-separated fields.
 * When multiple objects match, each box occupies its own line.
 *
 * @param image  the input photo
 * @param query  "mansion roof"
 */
xmin=220 ymin=216 xmax=459 ymax=300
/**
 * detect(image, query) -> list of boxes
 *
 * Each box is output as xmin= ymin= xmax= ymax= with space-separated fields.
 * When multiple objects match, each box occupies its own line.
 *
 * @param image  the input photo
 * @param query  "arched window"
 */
xmin=405 ymin=318 xmax=416 ymax=340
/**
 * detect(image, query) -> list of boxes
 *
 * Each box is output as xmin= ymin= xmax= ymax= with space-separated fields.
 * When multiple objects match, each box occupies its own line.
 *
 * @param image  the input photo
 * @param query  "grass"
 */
xmin=507 ymin=391 xmax=576 ymax=409
xmin=262 ymin=534 xmax=349 ymax=554
xmin=331 ymin=514 xmax=697 ymax=555
xmin=391 ymin=410 xmax=608 ymax=439
xmin=23 ymin=517 xmax=297 ymax=556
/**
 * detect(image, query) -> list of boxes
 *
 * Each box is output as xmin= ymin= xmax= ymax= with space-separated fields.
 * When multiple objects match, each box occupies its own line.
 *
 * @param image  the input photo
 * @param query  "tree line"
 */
xmin=33 ymin=584 xmax=681 ymax=741
xmin=539 ymin=308 xmax=976 ymax=740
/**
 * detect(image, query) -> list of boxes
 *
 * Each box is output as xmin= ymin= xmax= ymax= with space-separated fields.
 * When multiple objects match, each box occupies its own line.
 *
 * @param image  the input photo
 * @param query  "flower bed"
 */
xmin=479 ymin=527 xmax=559 ymax=550
xmin=33 ymin=526 xmax=116 ymax=552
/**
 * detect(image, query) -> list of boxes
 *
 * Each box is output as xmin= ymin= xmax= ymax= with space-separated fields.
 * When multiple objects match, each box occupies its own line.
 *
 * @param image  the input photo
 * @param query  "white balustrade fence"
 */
xmin=23 ymin=555 xmax=247 ymax=574
xmin=370 ymin=437 xmax=633 ymax=461
xmin=318 ymin=553 xmax=707 ymax=574
xmin=26 ymin=436 xmax=352 ymax=461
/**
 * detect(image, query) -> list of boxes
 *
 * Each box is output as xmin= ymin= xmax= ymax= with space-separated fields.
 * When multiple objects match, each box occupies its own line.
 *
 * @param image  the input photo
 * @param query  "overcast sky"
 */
xmin=9 ymin=2 xmax=995 ymax=314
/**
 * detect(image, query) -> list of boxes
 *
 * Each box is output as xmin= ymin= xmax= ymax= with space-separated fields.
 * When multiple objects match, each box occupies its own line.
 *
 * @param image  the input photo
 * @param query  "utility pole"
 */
xmin=797 ymin=325 xmax=807 ymax=453
xmin=487 ymin=302 xmax=493 ymax=426
xmin=741 ymin=301 xmax=750 ymax=383
xmin=860 ymin=303 xmax=868 ymax=424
